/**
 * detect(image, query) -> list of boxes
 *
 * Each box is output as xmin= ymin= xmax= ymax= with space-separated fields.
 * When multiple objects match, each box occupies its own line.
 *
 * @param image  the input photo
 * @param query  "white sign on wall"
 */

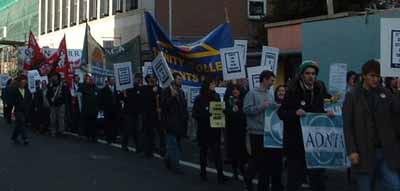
xmin=113 ymin=62 xmax=134 ymax=91
xmin=234 ymin=40 xmax=248 ymax=65
xmin=152 ymin=53 xmax=174 ymax=88
xmin=260 ymin=46 xmax=280 ymax=75
xmin=220 ymin=47 xmax=246 ymax=81
xmin=247 ymin=65 xmax=269 ymax=90
xmin=381 ymin=18 xmax=400 ymax=77
xmin=329 ymin=63 xmax=347 ymax=95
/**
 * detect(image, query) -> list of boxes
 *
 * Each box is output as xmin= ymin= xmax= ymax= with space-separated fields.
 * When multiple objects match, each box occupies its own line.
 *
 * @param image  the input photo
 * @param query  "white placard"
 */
xmin=152 ymin=53 xmax=174 ymax=88
xmin=220 ymin=47 xmax=246 ymax=81
xmin=329 ymin=63 xmax=347 ymax=94
xmin=0 ymin=74 xmax=10 ymax=89
xmin=113 ymin=62 xmax=134 ymax=91
xmin=27 ymin=70 xmax=41 ymax=93
xmin=234 ymin=40 xmax=248 ymax=65
xmin=247 ymin=65 xmax=269 ymax=90
xmin=381 ymin=18 xmax=400 ymax=77
xmin=215 ymin=87 xmax=227 ymax=101
xmin=260 ymin=46 xmax=280 ymax=75
xmin=143 ymin=62 xmax=153 ymax=76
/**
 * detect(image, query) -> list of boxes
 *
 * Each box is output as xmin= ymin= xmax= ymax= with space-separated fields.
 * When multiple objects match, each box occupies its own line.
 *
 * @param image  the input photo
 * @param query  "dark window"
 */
xmin=100 ymin=0 xmax=109 ymax=17
xmin=89 ymin=0 xmax=97 ymax=20
xmin=62 ymin=0 xmax=68 ymax=28
xmin=126 ymin=0 xmax=138 ymax=11
xmin=249 ymin=1 xmax=265 ymax=16
xmin=70 ymin=0 xmax=77 ymax=26
xmin=79 ymin=0 xmax=88 ymax=23
xmin=112 ymin=0 xmax=123 ymax=15
xmin=47 ymin=0 xmax=53 ymax=32
xmin=40 ymin=0 xmax=46 ymax=34
xmin=54 ymin=0 xmax=60 ymax=30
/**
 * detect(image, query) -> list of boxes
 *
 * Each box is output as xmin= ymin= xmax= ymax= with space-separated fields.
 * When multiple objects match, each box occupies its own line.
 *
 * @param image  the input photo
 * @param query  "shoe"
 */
xmin=172 ymin=169 xmax=184 ymax=175
xmin=200 ymin=172 xmax=208 ymax=181
xmin=121 ymin=146 xmax=129 ymax=152
xmin=218 ymin=175 xmax=230 ymax=184
xmin=164 ymin=158 xmax=171 ymax=170
xmin=11 ymin=139 xmax=20 ymax=145
xmin=23 ymin=140 xmax=29 ymax=145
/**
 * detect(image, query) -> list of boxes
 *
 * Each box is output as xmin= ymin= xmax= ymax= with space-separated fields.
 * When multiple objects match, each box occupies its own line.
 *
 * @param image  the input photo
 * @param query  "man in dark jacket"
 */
xmin=278 ymin=60 xmax=334 ymax=191
xmin=121 ymin=73 xmax=144 ymax=152
xmin=161 ymin=73 xmax=188 ymax=174
xmin=99 ymin=76 xmax=122 ymax=144
xmin=47 ymin=73 xmax=70 ymax=136
xmin=142 ymin=74 xmax=162 ymax=158
xmin=343 ymin=60 xmax=400 ymax=191
xmin=11 ymin=76 xmax=32 ymax=145
xmin=78 ymin=73 xmax=99 ymax=141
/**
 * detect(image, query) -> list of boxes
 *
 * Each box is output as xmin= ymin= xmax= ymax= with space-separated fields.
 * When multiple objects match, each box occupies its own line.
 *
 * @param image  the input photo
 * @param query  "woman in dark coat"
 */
xmin=224 ymin=84 xmax=248 ymax=180
xmin=193 ymin=79 xmax=228 ymax=183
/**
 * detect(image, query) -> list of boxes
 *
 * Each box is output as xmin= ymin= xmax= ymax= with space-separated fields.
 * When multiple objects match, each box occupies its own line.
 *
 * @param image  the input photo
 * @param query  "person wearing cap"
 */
xmin=10 ymin=76 xmax=32 ymax=145
xmin=343 ymin=60 xmax=400 ymax=191
xmin=278 ymin=60 xmax=334 ymax=191
xmin=46 ymin=73 xmax=70 ymax=136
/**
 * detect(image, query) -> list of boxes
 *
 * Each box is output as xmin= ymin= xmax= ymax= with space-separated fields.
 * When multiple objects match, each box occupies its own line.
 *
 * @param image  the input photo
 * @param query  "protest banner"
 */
xmin=246 ymin=65 xmax=269 ymax=90
xmin=27 ymin=70 xmax=41 ymax=93
xmin=0 ymin=74 xmax=10 ymax=89
xmin=381 ymin=18 xmax=400 ymax=77
xmin=210 ymin=101 xmax=226 ymax=128
xmin=234 ymin=40 xmax=248 ymax=64
xmin=329 ymin=63 xmax=347 ymax=98
xmin=300 ymin=113 xmax=347 ymax=169
xmin=114 ymin=62 xmax=134 ymax=91
xmin=220 ymin=47 xmax=246 ymax=81
xmin=152 ymin=53 xmax=174 ymax=88
xmin=264 ymin=104 xmax=284 ymax=148
xmin=145 ymin=12 xmax=233 ymax=86
xmin=260 ymin=46 xmax=280 ymax=75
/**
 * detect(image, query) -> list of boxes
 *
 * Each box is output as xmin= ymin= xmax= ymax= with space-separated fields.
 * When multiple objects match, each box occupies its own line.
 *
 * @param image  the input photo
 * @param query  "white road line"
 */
xmin=63 ymin=131 xmax=247 ymax=180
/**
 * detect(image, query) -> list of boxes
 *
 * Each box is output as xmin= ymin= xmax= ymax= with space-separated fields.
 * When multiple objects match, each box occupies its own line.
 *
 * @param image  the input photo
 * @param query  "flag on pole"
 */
xmin=23 ymin=32 xmax=46 ymax=71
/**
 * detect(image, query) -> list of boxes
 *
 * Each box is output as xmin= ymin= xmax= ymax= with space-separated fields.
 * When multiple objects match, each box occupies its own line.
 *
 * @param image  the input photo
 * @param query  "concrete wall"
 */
xmin=302 ymin=11 xmax=400 ymax=83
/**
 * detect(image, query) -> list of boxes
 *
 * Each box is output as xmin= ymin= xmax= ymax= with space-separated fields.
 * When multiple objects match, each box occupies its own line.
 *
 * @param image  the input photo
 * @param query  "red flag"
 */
xmin=46 ymin=36 xmax=73 ymax=88
xmin=24 ymin=32 xmax=46 ymax=70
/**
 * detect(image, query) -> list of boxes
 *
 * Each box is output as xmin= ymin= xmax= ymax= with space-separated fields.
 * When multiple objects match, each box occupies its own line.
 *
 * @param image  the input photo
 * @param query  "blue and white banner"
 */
xmin=264 ymin=104 xmax=284 ymax=148
xmin=300 ymin=113 xmax=347 ymax=169
xmin=145 ymin=12 xmax=233 ymax=86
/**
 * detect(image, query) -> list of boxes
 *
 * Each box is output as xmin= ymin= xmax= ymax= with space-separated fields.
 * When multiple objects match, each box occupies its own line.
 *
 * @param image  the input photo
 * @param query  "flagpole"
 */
xmin=224 ymin=1 xmax=230 ymax=23
xmin=169 ymin=0 xmax=173 ymax=39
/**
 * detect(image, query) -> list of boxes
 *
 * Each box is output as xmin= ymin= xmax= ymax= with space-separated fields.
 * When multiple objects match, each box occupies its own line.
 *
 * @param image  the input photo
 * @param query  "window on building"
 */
xmin=54 ymin=0 xmax=60 ymax=31
xmin=70 ymin=0 xmax=77 ymax=26
xmin=126 ymin=0 xmax=138 ymax=11
xmin=62 ymin=0 xmax=68 ymax=28
xmin=89 ymin=0 xmax=97 ymax=20
xmin=40 ymin=0 xmax=46 ymax=34
xmin=47 ymin=0 xmax=53 ymax=32
xmin=112 ymin=0 xmax=123 ymax=15
xmin=100 ymin=0 xmax=109 ymax=17
xmin=79 ymin=0 xmax=88 ymax=23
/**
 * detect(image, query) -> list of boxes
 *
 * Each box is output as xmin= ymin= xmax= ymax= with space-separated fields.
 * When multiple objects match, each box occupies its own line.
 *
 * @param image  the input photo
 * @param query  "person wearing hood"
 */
xmin=278 ymin=60 xmax=334 ymax=191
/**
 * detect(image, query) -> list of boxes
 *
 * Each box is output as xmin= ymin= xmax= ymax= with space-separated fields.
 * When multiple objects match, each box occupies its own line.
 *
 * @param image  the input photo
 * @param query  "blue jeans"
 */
xmin=357 ymin=149 xmax=400 ymax=191
xmin=166 ymin=133 xmax=182 ymax=170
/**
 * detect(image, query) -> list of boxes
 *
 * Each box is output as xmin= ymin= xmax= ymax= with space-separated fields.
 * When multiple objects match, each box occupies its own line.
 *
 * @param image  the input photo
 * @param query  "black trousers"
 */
xmin=104 ymin=113 xmax=119 ymax=143
xmin=4 ymin=104 xmax=13 ymax=124
xmin=286 ymin=155 xmax=325 ymax=191
xmin=200 ymin=143 xmax=224 ymax=177
xmin=155 ymin=122 xmax=166 ymax=156
xmin=84 ymin=115 xmax=97 ymax=141
xmin=246 ymin=134 xmax=283 ymax=191
xmin=12 ymin=112 xmax=27 ymax=141
xmin=121 ymin=114 xmax=142 ymax=151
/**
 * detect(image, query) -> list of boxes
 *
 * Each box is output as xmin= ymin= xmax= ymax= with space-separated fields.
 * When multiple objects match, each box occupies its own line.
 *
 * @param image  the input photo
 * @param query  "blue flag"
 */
xmin=145 ymin=12 xmax=233 ymax=86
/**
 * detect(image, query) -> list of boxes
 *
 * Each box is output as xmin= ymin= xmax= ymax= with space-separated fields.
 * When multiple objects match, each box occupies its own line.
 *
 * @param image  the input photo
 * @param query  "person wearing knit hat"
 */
xmin=277 ymin=60 xmax=334 ymax=191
